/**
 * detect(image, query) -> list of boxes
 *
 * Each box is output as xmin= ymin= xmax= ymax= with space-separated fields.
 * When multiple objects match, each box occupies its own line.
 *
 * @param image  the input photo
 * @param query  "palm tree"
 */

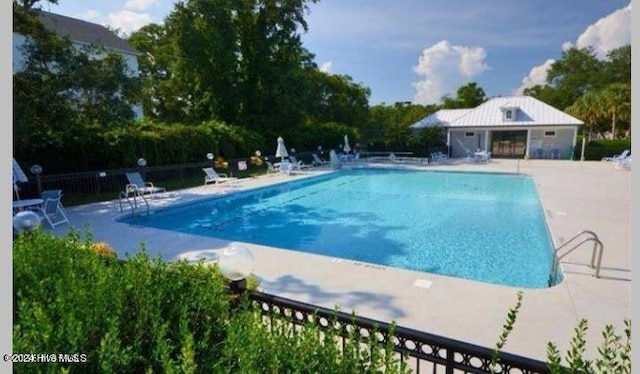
xmin=597 ymin=83 xmax=631 ymax=139
xmin=566 ymin=92 xmax=601 ymax=160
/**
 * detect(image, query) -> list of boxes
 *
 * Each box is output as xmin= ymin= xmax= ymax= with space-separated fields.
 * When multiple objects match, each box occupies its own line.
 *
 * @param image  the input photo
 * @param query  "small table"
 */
xmin=13 ymin=198 xmax=44 ymax=213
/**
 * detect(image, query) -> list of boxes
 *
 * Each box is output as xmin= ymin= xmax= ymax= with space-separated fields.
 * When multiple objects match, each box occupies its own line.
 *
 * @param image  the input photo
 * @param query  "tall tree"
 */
xmin=598 ymin=83 xmax=631 ymax=138
xmin=234 ymin=0 xmax=318 ymax=135
xmin=13 ymin=3 xmax=141 ymax=170
xmin=127 ymin=23 xmax=185 ymax=122
xmin=602 ymin=45 xmax=631 ymax=85
xmin=454 ymin=82 xmax=487 ymax=108
xmin=565 ymin=91 xmax=602 ymax=140
xmin=166 ymin=0 xmax=240 ymax=124
xmin=440 ymin=82 xmax=487 ymax=109
xmin=539 ymin=47 xmax=605 ymax=110
xmin=13 ymin=0 xmax=57 ymax=11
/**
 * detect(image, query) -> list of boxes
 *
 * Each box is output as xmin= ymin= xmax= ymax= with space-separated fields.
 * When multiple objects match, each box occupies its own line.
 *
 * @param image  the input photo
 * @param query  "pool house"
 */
xmin=410 ymin=95 xmax=584 ymax=160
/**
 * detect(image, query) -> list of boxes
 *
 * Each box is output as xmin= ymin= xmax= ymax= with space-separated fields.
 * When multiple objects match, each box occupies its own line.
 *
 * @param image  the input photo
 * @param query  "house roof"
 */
xmin=410 ymin=109 xmax=472 ymax=128
xmin=36 ymin=10 xmax=140 ymax=55
xmin=411 ymin=96 xmax=583 ymax=129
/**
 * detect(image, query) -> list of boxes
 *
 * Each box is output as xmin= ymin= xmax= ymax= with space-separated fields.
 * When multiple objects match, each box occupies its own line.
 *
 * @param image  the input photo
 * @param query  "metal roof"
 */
xmin=410 ymin=109 xmax=472 ymax=128
xmin=36 ymin=10 xmax=141 ymax=55
xmin=412 ymin=96 xmax=583 ymax=129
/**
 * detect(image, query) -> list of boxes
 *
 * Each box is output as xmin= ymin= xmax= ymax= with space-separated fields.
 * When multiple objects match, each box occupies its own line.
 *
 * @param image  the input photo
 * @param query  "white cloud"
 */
xmin=76 ymin=10 xmax=101 ymax=22
xmin=412 ymin=40 xmax=489 ymax=105
xmin=514 ymin=59 xmax=555 ymax=94
xmin=106 ymin=10 xmax=153 ymax=35
xmin=319 ymin=61 xmax=333 ymax=74
xmin=514 ymin=4 xmax=630 ymax=95
xmin=575 ymin=4 xmax=631 ymax=59
xmin=124 ymin=0 xmax=159 ymax=12
xmin=561 ymin=42 xmax=573 ymax=51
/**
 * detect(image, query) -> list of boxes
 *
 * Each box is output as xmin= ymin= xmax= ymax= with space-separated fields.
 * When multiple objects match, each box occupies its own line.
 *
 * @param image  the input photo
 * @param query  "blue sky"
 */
xmin=46 ymin=0 xmax=631 ymax=106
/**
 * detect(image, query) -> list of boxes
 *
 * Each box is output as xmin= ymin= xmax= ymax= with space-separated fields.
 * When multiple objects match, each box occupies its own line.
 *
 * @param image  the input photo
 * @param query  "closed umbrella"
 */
xmin=343 ymin=134 xmax=351 ymax=154
xmin=275 ymin=136 xmax=288 ymax=162
xmin=13 ymin=158 xmax=29 ymax=200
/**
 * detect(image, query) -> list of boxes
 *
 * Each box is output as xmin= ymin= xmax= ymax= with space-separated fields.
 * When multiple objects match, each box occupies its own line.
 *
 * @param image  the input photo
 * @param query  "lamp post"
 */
xmin=30 ymin=164 xmax=43 ymax=196
xmin=137 ymin=158 xmax=147 ymax=179
xmin=217 ymin=244 xmax=255 ymax=294
xmin=13 ymin=210 xmax=42 ymax=238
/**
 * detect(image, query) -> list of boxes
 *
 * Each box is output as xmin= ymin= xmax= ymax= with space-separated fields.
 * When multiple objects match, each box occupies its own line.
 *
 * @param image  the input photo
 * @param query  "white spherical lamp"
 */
xmin=13 ymin=210 xmax=42 ymax=233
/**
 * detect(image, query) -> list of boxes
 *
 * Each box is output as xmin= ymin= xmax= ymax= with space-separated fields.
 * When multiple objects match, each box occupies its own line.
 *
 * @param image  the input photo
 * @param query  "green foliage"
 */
xmin=575 ymin=138 xmax=632 ymax=161
xmin=13 ymin=230 xmax=230 ymax=373
xmin=526 ymin=44 xmax=631 ymax=139
xmin=13 ymin=230 xmax=413 ymax=373
xmin=218 ymin=311 xmax=409 ymax=374
xmin=410 ymin=126 xmax=447 ymax=156
xmin=545 ymin=319 xmax=631 ymax=374
xmin=128 ymin=0 xmax=347 ymax=135
xmin=366 ymin=102 xmax=433 ymax=151
xmin=490 ymin=291 xmax=523 ymax=373
xmin=441 ymin=82 xmax=487 ymax=109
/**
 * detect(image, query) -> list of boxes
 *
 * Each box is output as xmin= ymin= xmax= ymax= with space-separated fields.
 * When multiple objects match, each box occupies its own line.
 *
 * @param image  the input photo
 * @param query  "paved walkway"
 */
xmin=51 ymin=159 xmax=631 ymax=362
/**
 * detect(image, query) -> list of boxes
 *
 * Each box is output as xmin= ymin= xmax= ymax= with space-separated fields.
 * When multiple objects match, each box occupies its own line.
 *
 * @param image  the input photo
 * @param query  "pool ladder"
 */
xmin=118 ymin=191 xmax=150 ymax=221
xmin=549 ymin=230 xmax=604 ymax=285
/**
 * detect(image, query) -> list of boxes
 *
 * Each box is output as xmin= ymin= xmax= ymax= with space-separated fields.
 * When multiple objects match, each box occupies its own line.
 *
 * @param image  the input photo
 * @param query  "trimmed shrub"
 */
xmin=13 ymin=230 xmax=409 ymax=373
xmin=573 ymin=138 xmax=631 ymax=161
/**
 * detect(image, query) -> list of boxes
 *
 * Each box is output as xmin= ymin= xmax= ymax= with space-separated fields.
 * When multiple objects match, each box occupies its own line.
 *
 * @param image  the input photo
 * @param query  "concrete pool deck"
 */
xmin=49 ymin=159 xmax=631 ymax=363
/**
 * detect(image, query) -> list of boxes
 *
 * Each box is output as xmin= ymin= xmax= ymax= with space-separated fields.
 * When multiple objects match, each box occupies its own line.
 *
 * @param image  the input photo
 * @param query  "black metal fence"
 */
xmin=248 ymin=291 xmax=552 ymax=374
xmin=14 ymin=151 xmax=411 ymax=204
xmin=14 ymin=159 xmax=271 ymax=205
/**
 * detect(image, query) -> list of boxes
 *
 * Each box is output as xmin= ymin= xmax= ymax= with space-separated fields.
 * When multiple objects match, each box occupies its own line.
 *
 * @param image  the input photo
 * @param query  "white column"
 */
xmin=484 ymin=129 xmax=489 ymax=151
xmin=525 ymin=129 xmax=532 ymax=159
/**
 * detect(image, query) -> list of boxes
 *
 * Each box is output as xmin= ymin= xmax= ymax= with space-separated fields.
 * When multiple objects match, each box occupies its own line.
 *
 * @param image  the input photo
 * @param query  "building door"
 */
xmin=490 ymin=130 xmax=527 ymax=158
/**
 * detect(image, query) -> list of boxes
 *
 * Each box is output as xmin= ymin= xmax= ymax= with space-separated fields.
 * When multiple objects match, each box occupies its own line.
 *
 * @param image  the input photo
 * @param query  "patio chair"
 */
xmin=203 ymin=167 xmax=237 ymax=185
xmin=125 ymin=172 xmax=166 ymax=197
xmin=613 ymin=154 xmax=631 ymax=170
xmin=289 ymin=156 xmax=313 ymax=170
xmin=430 ymin=151 xmax=448 ymax=162
xmin=602 ymin=149 xmax=630 ymax=162
xmin=265 ymin=161 xmax=279 ymax=174
xmin=533 ymin=148 xmax=544 ymax=159
xmin=37 ymin=189 xmax=70 ymax=228
xmin=311 ymin=153 xmax=328 ymax=167
xmin=550 ymin=149 xmax=562 ymax=159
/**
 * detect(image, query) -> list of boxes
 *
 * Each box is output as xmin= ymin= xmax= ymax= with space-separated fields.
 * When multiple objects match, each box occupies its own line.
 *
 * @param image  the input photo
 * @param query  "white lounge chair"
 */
xmin=125 ymin=172 xmax=166 ymax=197
xmin=265 ymin=161 xmax=279 ymax=174
xmin=37 ymin=189 xmax=70 ymax=228
xmin=602 ymin=149 xmax=630 ymax=162
xmin=613 ymin=154 xmax=631 ymax=170
xmin=289 ymin=156 xmax=313 ymax=170
xmin=203 ymin=167 xmax=236 ymax=185
xmin=311 ymin=153 xmax=328 ymax=167
xmin=430 ymin=151 xmax=448 ymax=162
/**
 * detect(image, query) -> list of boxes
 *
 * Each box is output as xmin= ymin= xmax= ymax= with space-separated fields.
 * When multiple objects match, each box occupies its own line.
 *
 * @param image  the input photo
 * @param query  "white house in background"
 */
xmin=410 ymin=96 xmax=584 ymax=160
xmin=12 ymin=10 xmax=143 ymax=118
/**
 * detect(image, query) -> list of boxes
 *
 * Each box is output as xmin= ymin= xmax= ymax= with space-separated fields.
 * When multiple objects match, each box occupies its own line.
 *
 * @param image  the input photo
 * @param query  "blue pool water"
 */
xmin=122 ymin=168 xmax=557 ymax=288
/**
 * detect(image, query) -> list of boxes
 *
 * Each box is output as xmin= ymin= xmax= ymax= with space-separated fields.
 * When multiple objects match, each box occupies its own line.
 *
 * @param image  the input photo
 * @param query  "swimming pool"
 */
xmin=122 ymin=168 xmax=558 ymax=288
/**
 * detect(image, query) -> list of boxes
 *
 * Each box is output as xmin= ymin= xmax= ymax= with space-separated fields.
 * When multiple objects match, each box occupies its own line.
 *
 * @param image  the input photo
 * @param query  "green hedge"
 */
xmin=13 ymin=230 xmax=409 ymax=373
xmin=573 ymin=138 xmax=631 ymax=161
xmin=15 ymin=119 xmax=265 ymax=174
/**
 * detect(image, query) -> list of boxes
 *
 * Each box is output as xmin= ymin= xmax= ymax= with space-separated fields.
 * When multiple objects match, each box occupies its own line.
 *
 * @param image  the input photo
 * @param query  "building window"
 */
xmin=544 ymin=131 xmax=556 ymax=137
xmin=465 ymin=132 xmax=475 ymax=137
xmin=505 ymin=110 xmax=512 ymax=119
xmin=501 ymin=106 xmax=518 ymax=122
